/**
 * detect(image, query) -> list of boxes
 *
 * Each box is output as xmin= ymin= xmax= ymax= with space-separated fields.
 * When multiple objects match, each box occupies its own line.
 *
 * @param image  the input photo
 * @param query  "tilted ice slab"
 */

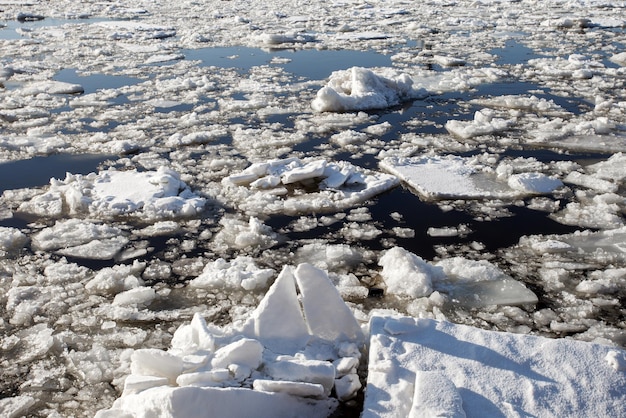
xmin=223 ymin=157 xmax=399 ymax=215
xmin=364 ymin=316 xmax=626 ymax=418
xmin=95 ymin=263 xmax=365 ymax=418
xmin=19 ymin=167 xmax=205 ymax=220
xmin=380 ymin=155 xmax=563 ymax=200
xmin=311 ymin=66 xmax=426 ymax=112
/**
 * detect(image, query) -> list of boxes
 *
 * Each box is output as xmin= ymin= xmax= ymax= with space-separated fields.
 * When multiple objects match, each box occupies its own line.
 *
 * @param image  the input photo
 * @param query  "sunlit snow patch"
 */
xmin=223 ymin=157 xmax=399 ymax=215
xmin=380 ymin=155 xmax=563 ymax=200
xmin=95 ymin=263 xmax=365 ymax=418
xmin=311 ymin=66 xmax=426 ymax=112
xmin=363 ymin=316 xmax=626 ymax=418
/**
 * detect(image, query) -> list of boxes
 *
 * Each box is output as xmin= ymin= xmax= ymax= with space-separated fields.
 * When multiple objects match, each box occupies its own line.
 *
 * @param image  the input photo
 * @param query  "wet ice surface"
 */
xmin=0 ymin=0 xmax=625 ymax=417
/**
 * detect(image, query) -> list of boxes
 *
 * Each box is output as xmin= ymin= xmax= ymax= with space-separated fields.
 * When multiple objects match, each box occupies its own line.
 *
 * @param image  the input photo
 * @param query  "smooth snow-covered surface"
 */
xmin=1 ymin=0 xmax=626 ymax=417
xmin=365 ymin=316 xmax=626 ymax=418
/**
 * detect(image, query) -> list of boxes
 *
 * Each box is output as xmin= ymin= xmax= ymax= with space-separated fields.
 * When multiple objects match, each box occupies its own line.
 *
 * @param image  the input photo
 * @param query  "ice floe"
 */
xmin=19 ymin=166 xmax=205 ymax=220
xmin=380 ymin=155 xmax=563 ymax=200
xmin=221 ymin=157 xmax=399 ymax=215
xmin=379 ymin=247 xmax=537 ymax=307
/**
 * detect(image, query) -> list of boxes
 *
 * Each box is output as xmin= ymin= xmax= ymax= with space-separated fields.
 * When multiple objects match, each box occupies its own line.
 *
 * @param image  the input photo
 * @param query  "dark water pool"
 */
xmin=0 ymin=153 xmax=112 ymax=193
xmin=184 ymin=46 xmax=392 ymax=80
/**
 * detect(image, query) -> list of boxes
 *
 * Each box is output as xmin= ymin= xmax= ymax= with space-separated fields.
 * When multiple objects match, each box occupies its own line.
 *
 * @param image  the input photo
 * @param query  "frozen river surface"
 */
xmin=0 ymin=1 xmax=625 ymax=417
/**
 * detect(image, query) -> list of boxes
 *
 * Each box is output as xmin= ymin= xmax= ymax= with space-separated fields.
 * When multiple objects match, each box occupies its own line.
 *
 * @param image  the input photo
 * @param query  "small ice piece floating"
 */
xmin=20 ymin=80 xmax=84 ymax=95
xmin=380 ymin=155 xmax=563 ymax=200
xmin=363 ymin=316 xmax=626 ymax=418
xmin=445 ymin=109 xmax=516 ymax=139
xmin=95 ymin=263 xmax=365 ymax=418
xmin=224 ymin=157 xmax=399 ymax=215
xmin=311 ymin=66 xmax=426 ymax=112
xmin=19 ymin=167 xmax=205 ymax=220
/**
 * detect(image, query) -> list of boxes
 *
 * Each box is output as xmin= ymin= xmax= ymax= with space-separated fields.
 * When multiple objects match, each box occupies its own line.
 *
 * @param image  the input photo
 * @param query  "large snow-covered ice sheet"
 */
xmin=364 ymin=316 xmax=626 ymax=418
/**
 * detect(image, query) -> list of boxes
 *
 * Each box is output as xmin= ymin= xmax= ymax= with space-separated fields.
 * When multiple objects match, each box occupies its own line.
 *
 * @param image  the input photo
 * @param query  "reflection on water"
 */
xmin=491 ymin=38 xmax=542 ymax=65
xmin=184 ymin=46 xmax=392 ymax=80
xmin=54 ymin=69 xmax=142 ymax=93
xmin=0 ymin=153 xmax=113 ymax=193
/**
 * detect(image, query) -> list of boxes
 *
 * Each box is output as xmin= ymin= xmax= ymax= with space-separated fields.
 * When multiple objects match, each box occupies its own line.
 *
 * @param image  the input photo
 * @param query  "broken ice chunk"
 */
xmin=189 ymin=256 xmax=275 ymax=291
xmin=0 ymin=227 xmax=28 ymax=252
xmin=445 ymin=109 xmax=515 ymax=139
xmin=335 ymin=373 xmax=362 ymax=401
xmin=281 ymin=160 xmax=326 ymax=184
xmin=21 ymin=80 xmax=84 ymax=95
xmin=0 ymin=396 xmax=36 ymax=418
xmin=252 ymin=380 xmax=326 ymax=398
xmin=171 ymin=313 xmax=215 ymax=355
xmin=176 ymin=369 xmax=231 ymax=387
xmin=609 ymin=52 xmax=626 ymax=66
xmin=436 ymin=257 xmax=510 ymax=283
xmin=210 ymin=338 xmax=264 ymax=369
xmin=56 ymin=236 xmax=129 ymax=260
xmin=311 ymin=66 xmax=424 ymax=112
xmin=265 ymin=358 xmax=336 ymax=396
xmin=380 ymin=155 xmax=516 ymax=200
xmin=446 ymin=279 xmax=538 ymax=307
xmin=433 ymin=55 xmax=466 ymax=67
xmin=378 ymin=247 xmax=443 ymax=298
xmin=112 ymin=287 xmax=156 ymax=307
xmin=586 ymin=152 xmax=626 ymax=182
xmin=130 ymin=349 xmax=184 ymax=383
xmin=507 ymin=173 xmax=563 ymax=194
xmin=563 ymin=171 xmax=618 ymax=194
xmin=32 ymin=219 xmax=124 ymax=252
xmin=321 ymin=163 xmax=354 ymax=189
xmin=123 ymin=375 xmax=169 ymax=395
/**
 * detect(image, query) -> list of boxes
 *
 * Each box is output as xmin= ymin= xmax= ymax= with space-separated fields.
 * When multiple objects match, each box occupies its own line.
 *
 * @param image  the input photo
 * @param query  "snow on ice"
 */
xmin=1 ymin=0 xmax=626 ymax=417
xmin=364 ymin=316 xmax=626 ymax=418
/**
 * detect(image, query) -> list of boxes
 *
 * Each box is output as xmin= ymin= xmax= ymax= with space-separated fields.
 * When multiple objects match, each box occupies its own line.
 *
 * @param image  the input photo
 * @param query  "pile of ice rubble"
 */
xmin=90 ymin=261 xmax=625 ymax=418
xmin=96 ymin=263 xmax=365 ymax=417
